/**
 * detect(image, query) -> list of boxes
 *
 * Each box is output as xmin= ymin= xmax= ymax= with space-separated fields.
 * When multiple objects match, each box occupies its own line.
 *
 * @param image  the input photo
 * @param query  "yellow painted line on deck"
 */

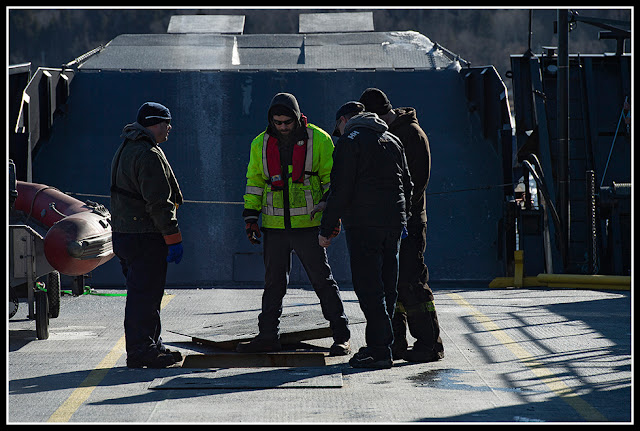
xmin=447 ymin=292 xmax=608 ymax=422
xmin=47 ymin=294 xmax=175 ymax=423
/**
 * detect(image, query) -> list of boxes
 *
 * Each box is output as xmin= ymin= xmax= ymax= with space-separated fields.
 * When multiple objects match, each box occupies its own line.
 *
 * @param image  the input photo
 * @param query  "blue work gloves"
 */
xmin=167 ymin=242 xmax=183 ymax=264
xmin=401 ymin=225 xmax=408 ymax=239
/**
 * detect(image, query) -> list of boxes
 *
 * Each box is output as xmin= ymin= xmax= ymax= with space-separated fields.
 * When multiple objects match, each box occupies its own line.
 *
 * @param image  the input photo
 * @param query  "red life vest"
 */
xmin=265 ymin=115 xmax=309 ymax=189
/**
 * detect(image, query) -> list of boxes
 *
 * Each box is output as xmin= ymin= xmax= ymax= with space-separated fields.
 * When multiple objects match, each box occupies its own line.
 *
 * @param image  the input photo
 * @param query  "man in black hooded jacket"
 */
xmin=320 ymin=103 xmax=412 ymax=369
xmin=359 ymin=88 xmax=444 ymax=363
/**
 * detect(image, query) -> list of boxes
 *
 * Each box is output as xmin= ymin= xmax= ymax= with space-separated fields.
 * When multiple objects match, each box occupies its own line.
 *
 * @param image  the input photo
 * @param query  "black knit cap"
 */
xmin=358 ymin=88 xmax=392 ymax=116
xmin=137 ymin=102 xmax=171 ymax=127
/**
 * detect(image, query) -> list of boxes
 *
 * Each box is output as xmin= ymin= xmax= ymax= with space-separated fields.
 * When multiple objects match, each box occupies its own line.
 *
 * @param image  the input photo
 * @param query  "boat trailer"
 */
xmin=8 ymin=159 xmax=115 ymax=339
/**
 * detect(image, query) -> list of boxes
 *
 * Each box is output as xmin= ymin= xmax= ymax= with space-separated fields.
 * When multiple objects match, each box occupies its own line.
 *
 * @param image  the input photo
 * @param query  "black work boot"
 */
xmin=127 ymin=351 xmax=176 ymax=369
xmin=403 ymin=346 xmax=444 ymax=363
xmin=161 ymin=348 xmax=184 ymax=362
xmin=348 ymin=347 xmax=393 ymax=369
xmin=329 ymin=340 xmax=351 ymax=356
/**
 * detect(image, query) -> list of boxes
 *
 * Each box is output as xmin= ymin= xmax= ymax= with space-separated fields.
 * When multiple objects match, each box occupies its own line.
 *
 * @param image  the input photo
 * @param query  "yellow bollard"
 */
xmin=513 ymin=250 xmax=524 ymax=288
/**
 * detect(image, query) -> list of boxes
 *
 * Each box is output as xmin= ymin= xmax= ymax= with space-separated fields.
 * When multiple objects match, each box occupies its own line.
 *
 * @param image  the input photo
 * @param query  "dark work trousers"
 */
xmin=112 ymin=231 xmax=168 ymax=361
xmin=259 ymin=228 xmax=350 ymax=343
xmin=345 ymin=226 xmax=402 ymax=361
xmin=394 ymin=222 xmax=444 ymax=354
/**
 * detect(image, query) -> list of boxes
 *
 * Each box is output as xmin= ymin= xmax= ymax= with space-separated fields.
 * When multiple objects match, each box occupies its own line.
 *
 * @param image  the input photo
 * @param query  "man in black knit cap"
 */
xmin=111 ymin=101 xmax=184 ymax=368
xmin=359 ymin=88 xmax=444 ymax=363
xmin=320 ymin=101 xmax=413 ymax=369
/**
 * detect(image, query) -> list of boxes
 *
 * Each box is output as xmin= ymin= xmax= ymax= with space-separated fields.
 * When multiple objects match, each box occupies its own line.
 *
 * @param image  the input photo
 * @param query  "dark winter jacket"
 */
xmin=387 ymin=107 xmax=430 ymax=225
xmin=320 ymin=112 xmax=413 ymax=237
xmin=110 ymin=122 xmax=183 ymax=237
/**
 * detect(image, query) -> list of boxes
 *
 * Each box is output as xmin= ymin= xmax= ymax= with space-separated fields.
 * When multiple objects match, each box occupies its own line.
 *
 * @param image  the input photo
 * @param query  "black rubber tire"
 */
xmin=35 ymin=289 xmax=49 ymax=340
xmin=9 ymin=286 xmax=19 ymax=318
xmin=47 ymin=271 xmax=61 ymax=318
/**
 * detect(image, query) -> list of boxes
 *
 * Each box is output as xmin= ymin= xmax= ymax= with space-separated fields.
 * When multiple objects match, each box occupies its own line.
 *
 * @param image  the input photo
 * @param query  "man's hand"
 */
xmin=318 ymin=234 xmax=332 ymax=248
xmin=246 ymin=222 xmax=262 ymax=244
xmin=310 ymin=201 xmax=327 ymax=220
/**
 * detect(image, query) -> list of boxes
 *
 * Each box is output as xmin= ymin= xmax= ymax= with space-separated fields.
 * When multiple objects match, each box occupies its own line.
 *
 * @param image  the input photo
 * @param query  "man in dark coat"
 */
xmin=110 ymin=102 xmax=184 ymax=368
xmin=320 ymin=102 xmax=413 ymax=369
xmin=360 ymin=88 xmax=444 ymax=363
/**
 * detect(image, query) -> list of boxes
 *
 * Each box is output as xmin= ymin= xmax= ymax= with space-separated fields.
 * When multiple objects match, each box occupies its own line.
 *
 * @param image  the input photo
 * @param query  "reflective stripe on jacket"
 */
xmin=244 ymin=123 xmax=333 ymax=229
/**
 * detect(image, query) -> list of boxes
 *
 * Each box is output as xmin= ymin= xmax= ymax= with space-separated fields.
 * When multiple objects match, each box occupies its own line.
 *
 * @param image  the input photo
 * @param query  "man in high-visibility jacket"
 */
xmin=238 ymin=93 xmax=351 ymax=355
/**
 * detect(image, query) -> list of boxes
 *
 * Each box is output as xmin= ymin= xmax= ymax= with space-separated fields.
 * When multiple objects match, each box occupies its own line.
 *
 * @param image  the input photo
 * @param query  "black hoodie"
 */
xmin=320 ymin=112 xmax=413 ymax=237
xmin=387 ymin=107 xmax=430 ymax=225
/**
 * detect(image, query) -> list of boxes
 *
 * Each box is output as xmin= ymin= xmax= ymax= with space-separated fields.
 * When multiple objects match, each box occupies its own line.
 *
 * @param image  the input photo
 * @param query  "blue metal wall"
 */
xmin=32 ymin=68 xmax=508 ymax=287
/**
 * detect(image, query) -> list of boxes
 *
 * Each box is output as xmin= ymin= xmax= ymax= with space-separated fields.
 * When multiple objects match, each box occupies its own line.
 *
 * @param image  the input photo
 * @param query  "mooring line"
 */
xmin=64 ymin=182 xmax=513 ymax=205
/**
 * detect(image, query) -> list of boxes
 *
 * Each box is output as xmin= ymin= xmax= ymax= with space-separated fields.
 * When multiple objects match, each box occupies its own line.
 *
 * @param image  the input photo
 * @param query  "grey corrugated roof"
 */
xmin=78 ymin=30 xmax=460 ymax=71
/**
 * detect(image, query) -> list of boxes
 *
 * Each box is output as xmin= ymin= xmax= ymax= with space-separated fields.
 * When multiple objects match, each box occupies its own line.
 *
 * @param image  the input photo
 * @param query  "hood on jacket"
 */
xmin=121 ymin=122 xmax=158 ymax=144
xmin=390 ymin=107 xmax=420 ymax=129
xmin=343 ymin=112 xmax=388 ymax=136
xmin=266 ymin=92 xmax=308 ymax=141
xmin=267 ymin=93 xmax=301 ymax=123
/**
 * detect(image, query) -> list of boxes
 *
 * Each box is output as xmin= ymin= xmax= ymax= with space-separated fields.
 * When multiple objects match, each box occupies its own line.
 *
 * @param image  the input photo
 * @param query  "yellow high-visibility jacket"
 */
xmin=244 ymin=124 xmax=333 ymax=229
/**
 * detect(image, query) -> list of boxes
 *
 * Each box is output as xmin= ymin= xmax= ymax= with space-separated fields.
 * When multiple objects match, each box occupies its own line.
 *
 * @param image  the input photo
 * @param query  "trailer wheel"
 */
xmin=9 ymin=286 xmax=19 ymax=318
xmin=35 ymin=289 xmax=49 ymax=340
xmin=47 ymin=271 xmax=61 ymax=318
